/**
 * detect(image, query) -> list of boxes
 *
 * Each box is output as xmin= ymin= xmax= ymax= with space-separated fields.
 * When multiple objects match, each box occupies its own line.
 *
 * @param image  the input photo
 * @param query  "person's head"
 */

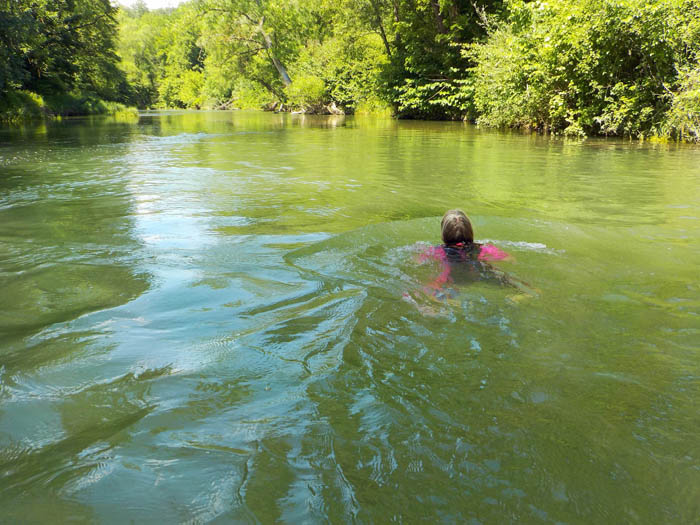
xmin=441 ymin=209 xmax=474 ymax=245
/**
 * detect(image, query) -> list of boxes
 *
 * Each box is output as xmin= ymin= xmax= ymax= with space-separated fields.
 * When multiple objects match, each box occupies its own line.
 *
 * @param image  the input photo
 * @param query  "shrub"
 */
xmin=178 ymin=70 xmax=205 ymax=108
xmin=287 ymin=34 xmax=389 ymax=113
xmin=0 ymin=91 xmax=46 ymax=122
xmin=0 ymin=90 xmax=137 ymax=123
xmin=285 ymin=75 xmax=326 ymax=111
xmin=471 ymin=0 xmax=700 ymax=139
xmin=667 ymin=66 xmax=700 ymax=142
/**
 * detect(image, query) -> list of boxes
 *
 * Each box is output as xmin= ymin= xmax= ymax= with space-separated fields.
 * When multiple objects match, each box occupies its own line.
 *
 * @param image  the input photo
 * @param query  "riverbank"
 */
xmin=0 ymin=90 xmax=138 ymax=124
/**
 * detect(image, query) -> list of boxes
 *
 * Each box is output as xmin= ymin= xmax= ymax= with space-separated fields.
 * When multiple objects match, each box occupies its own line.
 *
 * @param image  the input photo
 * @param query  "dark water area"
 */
xmin=1 ymin=111 xmax=699 ymax=522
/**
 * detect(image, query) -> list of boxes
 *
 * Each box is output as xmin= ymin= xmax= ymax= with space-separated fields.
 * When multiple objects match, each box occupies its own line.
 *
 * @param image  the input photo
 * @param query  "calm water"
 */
xmin=1 ymin=111 xmax=699 ymax=523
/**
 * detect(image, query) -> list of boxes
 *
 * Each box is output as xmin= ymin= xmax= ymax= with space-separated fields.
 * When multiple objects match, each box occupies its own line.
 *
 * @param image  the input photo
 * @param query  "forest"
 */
xmin=1 ymin=0 xmax=699 ymax=140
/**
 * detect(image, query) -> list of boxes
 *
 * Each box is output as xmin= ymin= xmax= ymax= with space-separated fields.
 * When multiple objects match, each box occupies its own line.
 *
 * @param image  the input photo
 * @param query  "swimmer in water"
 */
xmin=404 ymin=209 xmax=537 ymax=312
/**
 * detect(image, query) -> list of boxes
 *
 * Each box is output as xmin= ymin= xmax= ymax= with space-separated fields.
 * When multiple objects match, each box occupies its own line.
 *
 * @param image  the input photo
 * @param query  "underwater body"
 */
xmin=0 ymin=111 xmax=699 ymax=522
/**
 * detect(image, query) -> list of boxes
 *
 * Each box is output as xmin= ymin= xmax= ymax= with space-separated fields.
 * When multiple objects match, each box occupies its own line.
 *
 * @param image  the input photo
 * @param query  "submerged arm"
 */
xmin=484 ymin=263 xmax=540 ymax=298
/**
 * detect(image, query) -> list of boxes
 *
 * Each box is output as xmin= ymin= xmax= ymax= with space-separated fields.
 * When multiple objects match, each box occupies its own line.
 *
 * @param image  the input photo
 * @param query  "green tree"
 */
xmin=116 ymin=2 xmax=166 ymax=107
xmin=201 ymin=0 xmax=310 ymax=98
xmin=1 ymin=0 xmax=125 ymax=99
xmin=470 ymin=0 xmax=700 ymax=138
xmin=375 ymin=0 xmax=505 ymax=119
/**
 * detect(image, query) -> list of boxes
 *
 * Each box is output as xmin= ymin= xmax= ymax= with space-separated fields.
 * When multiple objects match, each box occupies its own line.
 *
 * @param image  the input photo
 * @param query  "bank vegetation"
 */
xmin=1 ymin=0 xmax=698 ymax=141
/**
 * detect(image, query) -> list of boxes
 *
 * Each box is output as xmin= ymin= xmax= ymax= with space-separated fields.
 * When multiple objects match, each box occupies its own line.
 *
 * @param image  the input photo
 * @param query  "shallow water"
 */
xmin=1 ymin=111 xmax=699 ymax=523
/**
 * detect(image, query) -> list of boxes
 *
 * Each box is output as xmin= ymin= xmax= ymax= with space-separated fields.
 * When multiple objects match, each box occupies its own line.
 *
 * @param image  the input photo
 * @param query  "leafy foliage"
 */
xmin=667 ymin=65 xmax=700 ymax=142
xmin=0 ymin=0 xmax=126 ymax=100
xmin=0 ymin=0 xmax=132 ymax=120
xmin=2 ymin=0 xmax=699 ymax=139
xmin=287 ymin=32 xmax=388 ymax=111
xmin=376 ymin=0 xmax=503 ymax=119
xmin=470 ymin=0 xmax=700 ymax=138
xmin=286 ymin=75 xmax=326 ymax=110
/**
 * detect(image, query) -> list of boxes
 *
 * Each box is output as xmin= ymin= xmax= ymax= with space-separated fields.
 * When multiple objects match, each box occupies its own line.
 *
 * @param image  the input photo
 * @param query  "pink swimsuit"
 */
xmin=418 ymin=242 xmax=509 ymax=290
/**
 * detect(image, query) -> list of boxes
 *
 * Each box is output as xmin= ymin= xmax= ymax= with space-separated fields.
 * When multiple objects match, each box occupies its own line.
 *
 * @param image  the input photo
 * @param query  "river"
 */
xmin=1 ymin=111 xmax=698 ymax=522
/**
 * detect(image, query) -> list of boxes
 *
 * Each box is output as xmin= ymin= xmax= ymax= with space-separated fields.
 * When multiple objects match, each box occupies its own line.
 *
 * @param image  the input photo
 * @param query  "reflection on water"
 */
xmin=1 ymin=111 xmax=699 ymax=522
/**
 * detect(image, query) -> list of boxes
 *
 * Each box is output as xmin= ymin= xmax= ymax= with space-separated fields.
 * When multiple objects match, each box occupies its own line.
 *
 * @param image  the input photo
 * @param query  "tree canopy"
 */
xmin=1 ymin=0 xmax=125 ymax=99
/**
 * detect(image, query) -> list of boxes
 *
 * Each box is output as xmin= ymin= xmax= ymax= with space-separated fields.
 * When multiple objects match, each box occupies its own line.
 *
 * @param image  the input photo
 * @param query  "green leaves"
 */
xmin=286 ymin=75 xmax=325 ymax=110
xmin=16 ymin=0 xmax=693 ymax=138
xmin=471 ymin=0 xmax=700 ymax=140
xmin=1 ymin=0 xmax=125 ymax=101
xmin=667 ymin=65 xmax=700 ymax=142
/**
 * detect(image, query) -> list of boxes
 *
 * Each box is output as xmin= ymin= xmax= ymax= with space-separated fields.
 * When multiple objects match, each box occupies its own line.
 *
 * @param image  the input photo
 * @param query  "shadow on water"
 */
xmin=0 ymin=117 xmax=154 ymax=517
xmin=0 ymin=157 xmax=150 ymax=346
xmin=0 ymin=369 xmax=161 ymax=523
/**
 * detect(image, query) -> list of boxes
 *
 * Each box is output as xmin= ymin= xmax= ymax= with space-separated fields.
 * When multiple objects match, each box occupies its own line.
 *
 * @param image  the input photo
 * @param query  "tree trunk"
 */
xmin=248 ymin=1 xmax=292 ymax=86
xmin=392 ymin=0 xmax=402 ymax=50
xmin=254 ymin=76 xmax=285 ymax=99
xmin=431 ymin=0 xmax=447 ymax=34
xmin=259 ymin=24 xmax=292 ymax=86
xmin=370 ymin=0 xmax=392 ymax=57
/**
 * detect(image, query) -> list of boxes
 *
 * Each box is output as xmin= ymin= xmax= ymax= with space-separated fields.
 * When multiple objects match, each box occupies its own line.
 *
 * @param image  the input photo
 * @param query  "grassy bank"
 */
xmin=0 ymin=91 xmax=138 ymax=124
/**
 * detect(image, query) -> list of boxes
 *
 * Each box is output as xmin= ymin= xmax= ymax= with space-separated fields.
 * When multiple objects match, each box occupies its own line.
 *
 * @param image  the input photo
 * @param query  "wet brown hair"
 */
xmin=441 ymin=209 xmax=474 ymax=245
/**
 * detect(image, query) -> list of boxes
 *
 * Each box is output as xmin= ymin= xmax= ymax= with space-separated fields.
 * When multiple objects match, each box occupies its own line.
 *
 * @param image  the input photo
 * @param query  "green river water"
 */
xmin=0 ymin=111 xmax=698 ymax=523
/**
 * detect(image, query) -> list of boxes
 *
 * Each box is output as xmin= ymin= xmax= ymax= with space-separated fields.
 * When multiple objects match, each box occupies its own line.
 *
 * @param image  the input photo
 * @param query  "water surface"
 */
xmin=1 ymin=111 xmax=699 ymax=522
